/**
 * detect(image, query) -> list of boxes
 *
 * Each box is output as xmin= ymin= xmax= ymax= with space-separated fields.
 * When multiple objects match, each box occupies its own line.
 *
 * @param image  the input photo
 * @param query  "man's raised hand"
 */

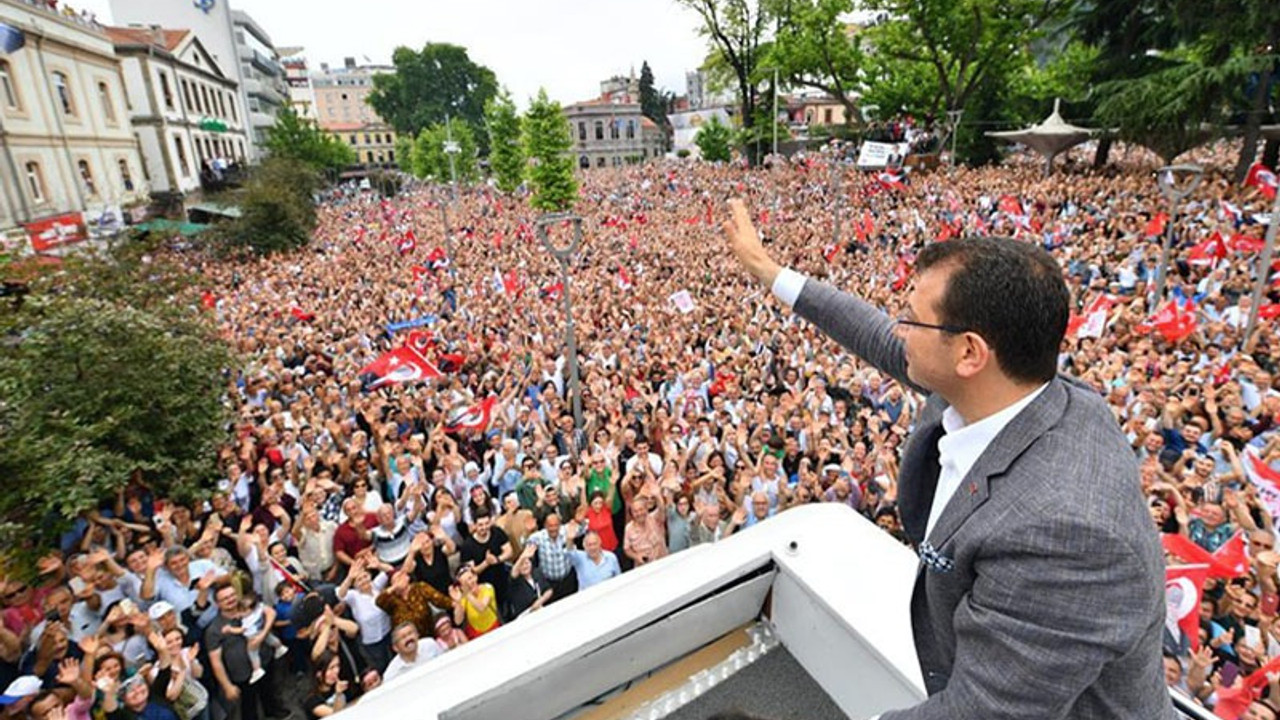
xmin=722 ymin=198 xmax=780 ymax=287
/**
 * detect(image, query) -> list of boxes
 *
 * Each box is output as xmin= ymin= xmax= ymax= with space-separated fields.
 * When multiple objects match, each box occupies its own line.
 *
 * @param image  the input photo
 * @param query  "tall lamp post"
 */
xmin=946 ymin=109 xmax=963 ymax=167
xmin=1244 ymin=184 xmax=1280 ymax=346
xmin=442 ymin=121 xmax=461 ymax=264
xmin=830 ymin=152 xmax=843 ymax=249
xmin=1153 ymin=164 xmax=1204 ymax=303
xmin=537 ymin=212 xmax=585 ymax=431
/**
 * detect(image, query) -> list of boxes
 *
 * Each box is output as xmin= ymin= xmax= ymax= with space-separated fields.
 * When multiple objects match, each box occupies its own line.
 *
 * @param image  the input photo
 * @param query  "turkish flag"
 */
xmin=438 ymin=353 xmax=465 ymax=374
xmin=1162 ymin=533 xmax=1247 ymax=579
xmin=397 ymin=230 xmax=417 ymax=256
xmin=1165 ymin=564 xmax=1210 ymax=651
xmin=877 ymin=171 xmax=905 ymax=192
xmin=617 ymin=267 xmax=633 ymax=291
xmin=425 ymin=247 xmax=449 ymax=270
xmin=200 ymin=291 xmax=218 ymax=310
xmin=997 ymin=195 xmax=1023 ymax=217
xmin=1246 ymin=162 xmax=1278 ymax=200
xmin=1228 ymin=233 xmax=1266 ymax=254
xmin=823 ymin=242 xmax=839 ymax=263
xmin=1073 ymin=294 xmax=1113 ymax=339
xmin=1187 ymin=231 xmax=1227 ymax=266
xmin=405 ymin=330 xmax=435 ymax=354
xmin=1144 ymin=212 xmax=1169 ymax=238
xmin=1150 ymin=300 xmax=1196 ymax=343
xmin=891 ymin=257 xmax=911 ymax=291
xmin=444 ymin=396 xmax=497 ymax=433
xmin=358 ymin=347 xmax=441 ymax=391
xmin=502 ymin=269 xmax=524 ymax=299
xmin=540 ymin=281 xmax=564 ymax=301
xmin=290 ymin=307 xmax=315 ymax=322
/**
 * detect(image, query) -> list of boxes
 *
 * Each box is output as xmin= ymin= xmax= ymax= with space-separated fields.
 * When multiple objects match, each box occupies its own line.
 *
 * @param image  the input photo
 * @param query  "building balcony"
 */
xmin=237 ymin=45 xmax=283 ymax=77
xmin=243 ymin=78 xmax=287 ymax=108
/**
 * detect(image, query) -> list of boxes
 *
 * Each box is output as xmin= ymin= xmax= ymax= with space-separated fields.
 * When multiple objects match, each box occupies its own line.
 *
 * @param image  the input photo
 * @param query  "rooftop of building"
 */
xmin=104 ymin=26 xmax=188 ymax=53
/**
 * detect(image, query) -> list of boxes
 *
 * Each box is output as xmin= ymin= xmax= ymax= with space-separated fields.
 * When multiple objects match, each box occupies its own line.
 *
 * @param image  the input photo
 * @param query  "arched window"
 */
xmin=98 ymin=82 xmax=116 ymax=122
xmin=77 ymin=159 xmax=96 ymax=195
xmin=579 ymin=155 xmax=590 ymax=169
xmin=118 ymin=159 xmax=134 ymax=191
xmin=24 ymin=161 xmax=45 ymax=201
xmin=52 ymin=71 xmax=74 ymax=115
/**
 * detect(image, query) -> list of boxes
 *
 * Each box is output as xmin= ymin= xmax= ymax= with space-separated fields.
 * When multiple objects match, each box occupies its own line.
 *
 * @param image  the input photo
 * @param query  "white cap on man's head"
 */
xmin=0 ymin=676 xmax=41 ymax=705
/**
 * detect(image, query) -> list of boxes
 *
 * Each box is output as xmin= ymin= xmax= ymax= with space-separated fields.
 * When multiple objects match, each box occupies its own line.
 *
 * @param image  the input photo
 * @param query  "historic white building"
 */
xmin=0 ymin=0 xmax=146 ymax=242
xmin=107 ymin=26 xmax=247 ymax=198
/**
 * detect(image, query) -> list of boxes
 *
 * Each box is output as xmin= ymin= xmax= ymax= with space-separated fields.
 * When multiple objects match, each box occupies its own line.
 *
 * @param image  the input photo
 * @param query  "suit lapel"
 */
xmin=924 ymin=380 xmax=1069 ymax=550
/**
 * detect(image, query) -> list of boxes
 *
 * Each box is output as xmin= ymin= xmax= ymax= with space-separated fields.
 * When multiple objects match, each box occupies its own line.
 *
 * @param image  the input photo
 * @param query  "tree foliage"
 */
xmin=485 ymin=89 xmax=525 ymax=193
xmin=368 ymin=43 xmax=499 ymax=155
xmin=263 ymin=107 xmax=355 ymax=174
xmin=211 ymin=158 xmax=319 ymax=256
xmin=767 ymin=0 xmax=863 ymax=122
xmin=678 ymin=0 xmax=772 ymax=165
xmin=696 ymin=114 xmax=734 ymax=162
xmin=410 ymin=118 xmax=479 ymax=184
xmin=523 ymin=89 xmax=578 ymax=212
xmin=638 ymin=61 xmax=672 ymax=145
xmin=0 ymin=248 xmax=232 ymax=561
xmin=859 ymin=0 xmax=1073 ymax=116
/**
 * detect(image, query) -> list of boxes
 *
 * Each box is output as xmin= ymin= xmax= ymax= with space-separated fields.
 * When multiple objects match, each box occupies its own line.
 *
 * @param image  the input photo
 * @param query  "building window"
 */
xmin=366 ymin=150 xmax=375 ymax=163
xmin=181 ymin=80 xmax=193 ymax=112
xmin=0 ymin=61 xmax=19 ymax=110
xmin=228 ymin=95 xmax=238 ymax=122
xmin=174 ymin=136 xmax=190 ymax=176
xmin=118 ymin=158 xmax=134 ymax=191
xmin=349 ymin=134 xmax=357 ymax=145
xmin=216 ymin=91 xmax=226 ymax=118
xmin=98 ymin=82 xmax=115 ymax=123
xmin=627 ymin=120 xmax=635 ymax=139
xmin=24 ymin=161 xmax=45 ymax=201
xmin=596 ymin=156 xmax=605 ymax=168
xmin=388 ymin=149 xmax=395 ymax=162
xmin=824 ymin=108 xmax=833 ymax=124
xmin=52 ymin=71 xmax=74 ymax=116
xmin=77 ymin=159 xmax=96 ymax=195
xmin=612 ymin=156 xmax=621 ymax=167
xmin=363 ymin=133 xmax=370 ymax=144
xmin=579 ymin=155 xmax=590 ymax=169
xmin=159 ymin=72 xmax=174 ymax=110
xmin=200 ymin=85 xmax=210 ymax=115
xmin=610 ymin=121 xmax=619 ymax=140
xmin=578 ymin=122 xmax=586 ymax=141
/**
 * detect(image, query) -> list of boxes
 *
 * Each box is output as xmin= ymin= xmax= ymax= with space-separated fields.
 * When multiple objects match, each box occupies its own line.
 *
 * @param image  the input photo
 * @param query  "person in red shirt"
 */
xmin=582 ymin=491 xmax=618 ymax=552
xmin=332 ymin=499 xmax=378 ymax=579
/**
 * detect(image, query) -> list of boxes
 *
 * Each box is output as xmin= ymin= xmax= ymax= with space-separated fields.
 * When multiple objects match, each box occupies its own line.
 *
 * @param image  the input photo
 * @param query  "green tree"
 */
xmin=678 ymin=0 xmax=772 ymax=165
xmin=767 ymin=0 xmax=863 ymax=124
xmin=523 ymin=89 xmax=577 ymax=212
xmin=0 ymin=292 xmax=231 ymax=559
xmin=409 ymin=119 xmax=478 ymax=184
xmin=638 ymin=61 xmax=672 ymax=146
xmin=696 ymin=114 xmax=734 ymax=162
xmin=860 ymin=0 xmax=1073 ymax=117
xmin=394 ymin=134 xmax=415 ymax=173
xmin=212 ymin=158 xmax=319 ymax=255
xmin=263 ymin=107 xmax=355 ymax=174
xmin=485 ymin=89 xmax=526 ymax=193
xmin=368 ymin=43 xmax=499 ymax=155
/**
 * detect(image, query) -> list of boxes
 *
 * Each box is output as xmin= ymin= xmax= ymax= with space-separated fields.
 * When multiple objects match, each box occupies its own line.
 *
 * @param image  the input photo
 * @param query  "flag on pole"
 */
xmin=1161 ymin=532 xmax=1248 ymax=578
xmin=396 ymin=229 xmax=417 ymax=256
xmin=1165 ymin=564 xmax=1211 ymax=651
xmin=540 ymin=281 xmax=564 ymax=302
xmin=1143 ymin=213 xmax=1169 ymax=238
xmin=1242 ymin=447 xmax=1280 ymax=522
xmin=425 ymin=247 xmax=449 ymax=270
xmin=1228 ymin=233 xmax=1266 ymax=254
xmin=877 ymin=171 xmax=905 ymax=192
xmin=444 ymin=396 xmax=497 ymax=433
xmin=822 ymin=242 xmax=839 ymax=263
xmin=1187 ymin=232 xmax=1227 ymax=266
xmin=1072 ymin=294 xmax=1113 ymax=339
xmin=358 ymin=347 xmax=442 ymax=391
xmin=1246 ymin=163 xmax=1279 ymax=200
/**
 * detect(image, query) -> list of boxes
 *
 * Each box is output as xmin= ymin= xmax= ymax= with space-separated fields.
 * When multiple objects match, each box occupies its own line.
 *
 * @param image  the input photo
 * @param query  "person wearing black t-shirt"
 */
xmin=457 ymin=511 xmax=512 ymax=607
xmin=404 ymin=529 xmax=454 ymax=596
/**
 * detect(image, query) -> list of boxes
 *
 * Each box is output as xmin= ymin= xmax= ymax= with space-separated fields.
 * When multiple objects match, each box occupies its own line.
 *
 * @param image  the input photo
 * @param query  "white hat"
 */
xmin=148 ymin=600 xmax=176 ymax=620
xmin=0 ymin=676 xmax=41 ymax=705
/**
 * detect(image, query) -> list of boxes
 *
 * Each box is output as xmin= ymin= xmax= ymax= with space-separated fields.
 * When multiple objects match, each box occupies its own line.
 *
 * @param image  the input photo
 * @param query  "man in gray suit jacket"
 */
xmin=722 ymin=199 xmax=1175 ymax=719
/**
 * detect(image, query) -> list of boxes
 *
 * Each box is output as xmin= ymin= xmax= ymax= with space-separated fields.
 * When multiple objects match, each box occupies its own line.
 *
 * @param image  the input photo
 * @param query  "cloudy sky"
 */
xmin=75 ymin=0 xmax=712 ymax=108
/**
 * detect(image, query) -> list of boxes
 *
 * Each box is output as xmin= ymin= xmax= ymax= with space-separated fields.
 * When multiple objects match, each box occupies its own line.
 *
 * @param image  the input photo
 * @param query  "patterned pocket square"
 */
xmin=919 ymin=541 xmax=955 ymax=574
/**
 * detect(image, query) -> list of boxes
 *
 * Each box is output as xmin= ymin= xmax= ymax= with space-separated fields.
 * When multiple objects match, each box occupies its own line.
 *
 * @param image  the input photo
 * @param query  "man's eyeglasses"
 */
xmin=893 ymin=317 xmax=972 ymax=335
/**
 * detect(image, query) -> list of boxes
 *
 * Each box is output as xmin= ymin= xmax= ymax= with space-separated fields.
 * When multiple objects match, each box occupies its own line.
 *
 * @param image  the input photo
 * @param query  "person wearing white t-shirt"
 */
xmin=336 ymin=556 xmax=393 ymax=672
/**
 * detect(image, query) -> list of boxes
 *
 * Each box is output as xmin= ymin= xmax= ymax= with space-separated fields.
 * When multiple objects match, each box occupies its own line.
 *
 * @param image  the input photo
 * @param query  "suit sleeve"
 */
xmin=791 ymin=278 xmax=923 ymax=395
xmin=881 ymin=522 xmax=1156 ymax=720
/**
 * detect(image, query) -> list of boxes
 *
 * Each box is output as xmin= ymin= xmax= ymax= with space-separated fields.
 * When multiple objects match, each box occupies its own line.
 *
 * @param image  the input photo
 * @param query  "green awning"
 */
xmin=199 ymin=118 xmax=229 ymax=132
xmin=187 ymin=203 xmax=242 ymax=219
xmin=133 ymin=219 xmax=209 ymax=236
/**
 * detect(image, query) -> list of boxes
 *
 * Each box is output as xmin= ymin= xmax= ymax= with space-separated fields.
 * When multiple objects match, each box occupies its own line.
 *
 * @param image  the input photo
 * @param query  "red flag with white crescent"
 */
xmin=445 ymin=396 xmax=497 ymax=433
xmin=1165 ymin=564 xmax=1210 ymax=651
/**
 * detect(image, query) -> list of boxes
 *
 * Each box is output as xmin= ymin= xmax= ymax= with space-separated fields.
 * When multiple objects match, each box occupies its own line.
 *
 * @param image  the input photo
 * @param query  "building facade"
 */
xmin=108 ymin=0 xmax=283 ymax=161
xmin=277 ymin=46 xmax=314 ymax=119
xmin=311 ymin=58 xmax=396 ymax=170
xmin=564 ymin=98 xmax=665 ymax=170
xmin=107 ymin=26 xmax=247 ymax=198
xmin=0 ymin=0 xmax=147 ymax=240
xmin=230 ymin=9 xmax=286 ymax=153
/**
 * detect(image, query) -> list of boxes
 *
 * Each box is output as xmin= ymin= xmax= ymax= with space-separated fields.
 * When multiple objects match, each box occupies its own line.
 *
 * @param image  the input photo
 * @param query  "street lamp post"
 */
xmin=830 ymin=152 xmax=843 ymax=248
xmin=1153 ymin=164 xmax=1204 ymax=304
xmin=536 ymin=212 xmax=585 ymax=431
xmin=1244 ymin=185 xmax=1280 ymax=346
xmin=439 ymin=199 xmax=451 ymax=265
xmin=444 ymin=114 xmax=460 ymax=203
xmin=946 ymin=109 xmax=963 ymax=167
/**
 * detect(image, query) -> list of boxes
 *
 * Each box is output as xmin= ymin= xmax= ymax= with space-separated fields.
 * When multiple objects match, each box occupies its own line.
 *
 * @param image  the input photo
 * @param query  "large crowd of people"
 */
xmin=3 ymin=141 xmax=1280 ymax=720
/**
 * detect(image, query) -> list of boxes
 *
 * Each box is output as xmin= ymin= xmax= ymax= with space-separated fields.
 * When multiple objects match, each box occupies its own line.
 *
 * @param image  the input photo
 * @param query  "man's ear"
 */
xmin=954 ymin=332 xmax=992 ymax=380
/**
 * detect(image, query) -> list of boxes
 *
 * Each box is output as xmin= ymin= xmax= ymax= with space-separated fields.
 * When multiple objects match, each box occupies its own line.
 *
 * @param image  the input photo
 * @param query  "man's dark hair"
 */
xmin=916 ymin=236 xmax=1069 ymax=384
